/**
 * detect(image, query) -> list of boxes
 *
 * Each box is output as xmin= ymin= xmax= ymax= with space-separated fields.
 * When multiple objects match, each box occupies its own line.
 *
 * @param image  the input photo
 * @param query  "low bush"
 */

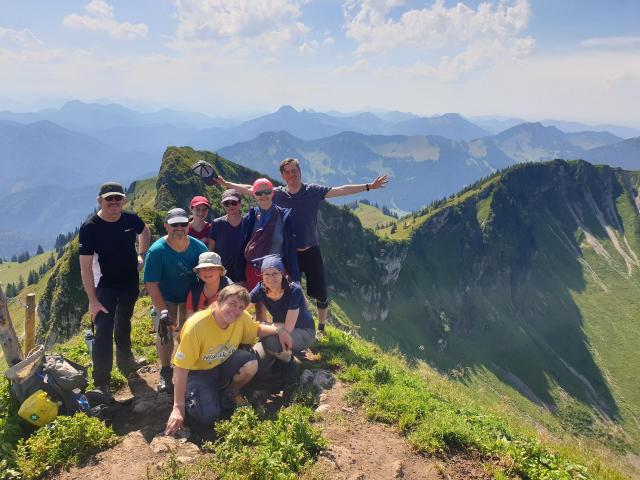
xmin=14 ymin=413 xmax=116 ymax=479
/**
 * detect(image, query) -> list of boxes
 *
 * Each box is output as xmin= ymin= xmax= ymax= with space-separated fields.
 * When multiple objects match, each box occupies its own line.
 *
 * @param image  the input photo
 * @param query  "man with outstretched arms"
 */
xmin=165 ymin=284 xmax=292 ymax=434
xmin=79 ymin=182 xmax=151 ymax=397
xmin=144 ymin=208 xmax=208 ymax=393
xmin=217 ymin=158 xmax=388 ymax=331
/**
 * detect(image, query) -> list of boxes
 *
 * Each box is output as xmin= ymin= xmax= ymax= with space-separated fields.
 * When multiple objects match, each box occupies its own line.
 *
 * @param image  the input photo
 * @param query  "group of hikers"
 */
xmin=78 ymin=157 xmax=388 ymax=434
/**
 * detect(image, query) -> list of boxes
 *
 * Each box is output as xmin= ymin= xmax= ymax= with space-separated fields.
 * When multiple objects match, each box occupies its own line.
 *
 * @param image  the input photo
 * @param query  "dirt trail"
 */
xmin=54 ymin=369 xmax=492 ymax=480
xmin=310 ymin=381 xmax=491 ymax=480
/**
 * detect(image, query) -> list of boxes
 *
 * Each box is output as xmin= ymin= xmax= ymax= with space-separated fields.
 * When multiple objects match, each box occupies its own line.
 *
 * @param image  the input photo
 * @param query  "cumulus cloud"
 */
xmin=173 ymin=0 xmax=313 ymax=55
xmin=580 ymin=36 xmax=640 ymax=49
xmin=0 ymin=27 xmax=43 ymax=50
xmin=342 ymin=0 xmax=533 ymax=79
xmin=63 ymin=0 xmax=148 ymax=40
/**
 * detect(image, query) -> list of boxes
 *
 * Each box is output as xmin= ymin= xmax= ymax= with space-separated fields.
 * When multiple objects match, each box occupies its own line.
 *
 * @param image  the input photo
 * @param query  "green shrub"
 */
xmin=202 ymin=405 xmax=326 ymax=480
xmin=15 ymin=413 xmax=116 ymax=479
xmin=0 ymin=379 xmax=25 ymax=479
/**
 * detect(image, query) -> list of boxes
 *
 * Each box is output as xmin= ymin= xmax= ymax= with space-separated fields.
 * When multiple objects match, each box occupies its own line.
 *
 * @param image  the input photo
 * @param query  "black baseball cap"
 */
xmin=165 ymin=208 xmax=189 ymax=225
xmin=99 ymin=182 xmax=125 ymax=198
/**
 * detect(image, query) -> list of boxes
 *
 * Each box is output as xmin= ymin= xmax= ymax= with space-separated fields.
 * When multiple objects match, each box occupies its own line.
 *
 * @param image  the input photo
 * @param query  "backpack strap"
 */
xmin=189 ymin=282 xmax=205 ymax=312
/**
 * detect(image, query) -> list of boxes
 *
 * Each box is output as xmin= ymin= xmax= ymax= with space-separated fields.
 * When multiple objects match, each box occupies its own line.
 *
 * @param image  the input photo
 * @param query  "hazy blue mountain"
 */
xmin=565 ymin=131 xmax=622 ymax=150
xmin=218 ymin=130 xmax=512 ymax=211
xmin=0 ymin=100 xmax=232 ymax=132
xmin=582 ymin=137 xmax=640 ymax=170
xmin=0 ymin=184 xmax=98 ymax=257
xmin=471 ymin=116 xmax=528 ymax=134
xmin=474 ymin=122 xmax=584 ymax=163
xmin=0 ymin=120 xmax=154 ymax=193
xmin=87 ymin=124 xmax=203 ymax=156
xmin=541 ymin=119 xmax=640 ymax=139
xmin=389 ymin=113 xmax=490 ymax=140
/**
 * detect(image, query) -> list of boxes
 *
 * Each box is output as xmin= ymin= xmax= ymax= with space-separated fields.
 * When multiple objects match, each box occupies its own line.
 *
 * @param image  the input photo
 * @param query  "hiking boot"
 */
xmin=116 ymin=356 xmax=148 ymax=375
xmin=158 ymin=366 xmax=174 ymax=394
xmin=220 ymin=392 xmax=249 ymax=411
xmin=93 ymin=384 xmax=113 ymax=402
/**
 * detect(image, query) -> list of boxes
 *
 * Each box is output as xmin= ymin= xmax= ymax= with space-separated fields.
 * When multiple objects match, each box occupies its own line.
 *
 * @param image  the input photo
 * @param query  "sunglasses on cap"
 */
xmin=169 ymin=222 xmax=189 ymax=228
xmin=223 ymin=200 xmax=239 ymax=207
xmin=254 ymin=189 xmax=273 ymax=197
xmin=104 ymin=195 xmax=124 ymax=202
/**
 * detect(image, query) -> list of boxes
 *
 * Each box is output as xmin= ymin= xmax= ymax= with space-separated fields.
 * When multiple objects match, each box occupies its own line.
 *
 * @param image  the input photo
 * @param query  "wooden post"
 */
xmin=24 ymin=293 xmax=36 ymax=355
xmin=0 ymin=284 xmax=24 ymax=366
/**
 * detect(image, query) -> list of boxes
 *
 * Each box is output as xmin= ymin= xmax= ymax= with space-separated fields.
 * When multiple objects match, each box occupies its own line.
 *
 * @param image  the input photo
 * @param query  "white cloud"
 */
xmin=335 ymin=59 xmax=368 ymax=74
xmin=173 ymin=0 xmax=312 ymax=56
xmin=343 ymin=0 xmax=533 ymax=79
xmin=0 ymin=27 xmax=43 ymax=50
xmin=63 ymin=0 xmax=148 ymax=40
xmin=580 ymin=36 xmax=640 ymax=49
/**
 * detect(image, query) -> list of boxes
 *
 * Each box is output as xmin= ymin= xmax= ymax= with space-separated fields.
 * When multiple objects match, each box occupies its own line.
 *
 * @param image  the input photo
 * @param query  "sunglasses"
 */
xmin=255 ymin=190 xmax=273 ymax=197
xmin=223 ymin=200 xmax=239 ymax=207
xmin=104 ymin=195 xmax=124 ymax=202
xmin=170 ymin=222 xmax=189 ymax=228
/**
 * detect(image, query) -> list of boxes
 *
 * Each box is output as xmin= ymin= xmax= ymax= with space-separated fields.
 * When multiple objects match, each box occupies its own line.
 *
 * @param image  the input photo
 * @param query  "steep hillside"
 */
xmin=318 ymin=160 xmax=640 ymax=451
xmin=29 ymin=151 xmax=640 ymax=468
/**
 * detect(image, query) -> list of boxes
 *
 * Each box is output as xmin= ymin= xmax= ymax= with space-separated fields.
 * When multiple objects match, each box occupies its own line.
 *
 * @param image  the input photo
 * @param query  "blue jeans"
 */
xmin=185 ymin=349 xmax=255 ymax=425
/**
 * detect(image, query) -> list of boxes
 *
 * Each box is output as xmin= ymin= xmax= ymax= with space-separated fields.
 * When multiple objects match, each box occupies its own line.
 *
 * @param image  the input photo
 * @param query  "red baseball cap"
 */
xmin=190 ymin=196 xmax=210 ymax=208
xmin=252 ymin=178 xmax=274 ymax=193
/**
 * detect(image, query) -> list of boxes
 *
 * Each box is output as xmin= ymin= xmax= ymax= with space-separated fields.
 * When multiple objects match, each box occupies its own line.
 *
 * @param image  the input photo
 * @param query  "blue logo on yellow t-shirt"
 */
xmin=202 ymin=342 xmax=236 ymax=364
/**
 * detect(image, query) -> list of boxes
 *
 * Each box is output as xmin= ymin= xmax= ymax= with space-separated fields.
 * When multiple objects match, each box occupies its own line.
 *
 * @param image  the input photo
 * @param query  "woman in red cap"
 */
xmin=238 ymin=178 xmax=300 ymax=291
xmin=188 ymin=196 xmax=211 ymax=242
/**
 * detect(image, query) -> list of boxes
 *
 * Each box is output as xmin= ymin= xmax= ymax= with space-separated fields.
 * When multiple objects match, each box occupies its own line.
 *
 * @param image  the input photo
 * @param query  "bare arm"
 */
xmin=79 ymin=254 xmax=108 ymax=322
xmin=145 ymin=282 xmax=168 ymax=318
xmin=137 ymin=225 xmax=151 ymax=270
xmin=325 ymin=174 xmax=389 ymax=199
xmin=251 ymin=302 xmax=270 ymax=323
xmin=257 ymin=320 xmax=293 ymax=350
xmin=165 ymin=366 xmax=188 ymax=435
xmin=216 ymin=175 xmax=253 ymax=196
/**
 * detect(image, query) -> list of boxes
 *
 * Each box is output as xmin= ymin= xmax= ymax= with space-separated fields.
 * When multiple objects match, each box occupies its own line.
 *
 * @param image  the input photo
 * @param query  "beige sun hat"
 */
xmin=193 ymin=251 xmax=226 ymax=275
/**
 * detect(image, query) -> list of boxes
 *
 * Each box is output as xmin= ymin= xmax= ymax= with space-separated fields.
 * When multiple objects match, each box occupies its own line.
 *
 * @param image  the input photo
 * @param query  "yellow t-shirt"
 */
xmin=172 ymin=309 xmax=259 ymax=370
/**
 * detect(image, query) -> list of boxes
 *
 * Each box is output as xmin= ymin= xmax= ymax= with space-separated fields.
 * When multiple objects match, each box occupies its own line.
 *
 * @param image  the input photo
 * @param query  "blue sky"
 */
xmin=0 ymin=0 xmax=638 ymax=125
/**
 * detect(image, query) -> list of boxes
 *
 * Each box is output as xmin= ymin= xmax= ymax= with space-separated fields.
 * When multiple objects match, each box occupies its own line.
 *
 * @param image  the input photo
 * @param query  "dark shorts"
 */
xmin=185 ymin=349 xmax=256 ymax=425
xmin=297 ymin=246 xmax=327 ymax=304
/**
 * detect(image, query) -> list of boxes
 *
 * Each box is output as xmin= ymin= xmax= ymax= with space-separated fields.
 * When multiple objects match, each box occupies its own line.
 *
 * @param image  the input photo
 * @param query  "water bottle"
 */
xmin=84 ymin=329 xmax=94 ymax=356
xmin=75 ymin=393 xmax=91 ymax=412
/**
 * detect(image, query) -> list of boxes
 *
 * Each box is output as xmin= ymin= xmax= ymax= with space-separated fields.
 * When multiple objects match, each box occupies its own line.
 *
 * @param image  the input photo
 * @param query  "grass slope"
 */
xmin=0 ymin=251 xmax=54 ymax=287
xmin=352 ymin=202 xmax=395 ymax=229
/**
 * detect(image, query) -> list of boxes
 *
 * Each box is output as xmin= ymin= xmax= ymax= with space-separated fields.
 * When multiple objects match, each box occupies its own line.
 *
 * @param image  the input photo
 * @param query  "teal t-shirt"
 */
xmin=143 ymin=236 xmax=208 ymax=303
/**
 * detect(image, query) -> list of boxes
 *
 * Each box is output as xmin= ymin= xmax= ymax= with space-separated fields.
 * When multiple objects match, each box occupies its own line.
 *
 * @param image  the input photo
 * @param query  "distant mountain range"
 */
xmin=1 ymin=99 xmax=639 ymax=256
xmin=219 ymin=123 xmax=638 ymax=212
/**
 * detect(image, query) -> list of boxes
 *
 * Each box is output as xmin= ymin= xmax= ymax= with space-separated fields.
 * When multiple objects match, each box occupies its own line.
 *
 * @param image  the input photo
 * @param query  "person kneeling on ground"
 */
xmin=250 ymin=255 xmax=316 ymax=374
xmin=165 ymin=284 xmax=292 ymax=435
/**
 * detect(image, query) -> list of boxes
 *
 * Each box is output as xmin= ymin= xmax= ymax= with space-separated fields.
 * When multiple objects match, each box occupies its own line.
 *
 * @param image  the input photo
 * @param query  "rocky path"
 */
xmin=54 ymin=368 xmax=492 ymax=480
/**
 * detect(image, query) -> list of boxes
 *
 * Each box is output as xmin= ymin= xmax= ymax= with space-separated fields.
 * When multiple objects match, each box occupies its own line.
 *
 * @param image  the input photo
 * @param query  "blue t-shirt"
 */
xmin=210 ymin=216 xmax=243 ymax=281
xmin=143 ymin=236 xmax=208 ymax=303
xmin=250 ymin=282 xmax=315 ymax=330
xmin=273 ymin=183 xmax=331 ymax=248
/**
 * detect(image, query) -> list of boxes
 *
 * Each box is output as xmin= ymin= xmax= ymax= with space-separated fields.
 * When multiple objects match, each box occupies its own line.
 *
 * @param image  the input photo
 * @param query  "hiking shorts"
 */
xmin=184 ymin=349 xmax=256 ymax=425
xmin=297 ymin=246 xmax=328 ymax=306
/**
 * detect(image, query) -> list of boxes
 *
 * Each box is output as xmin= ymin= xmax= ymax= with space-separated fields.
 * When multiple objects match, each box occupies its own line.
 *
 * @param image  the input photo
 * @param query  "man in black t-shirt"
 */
xmin=79 ymin=182 xmax=150 ymax=397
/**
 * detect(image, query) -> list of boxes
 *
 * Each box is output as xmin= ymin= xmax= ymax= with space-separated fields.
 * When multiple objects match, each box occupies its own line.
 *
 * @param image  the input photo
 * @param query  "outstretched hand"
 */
xmin=214 ymin=175 xmax=227 ymax=187
xmin=370 ymin=174 xmax=389 ymax=190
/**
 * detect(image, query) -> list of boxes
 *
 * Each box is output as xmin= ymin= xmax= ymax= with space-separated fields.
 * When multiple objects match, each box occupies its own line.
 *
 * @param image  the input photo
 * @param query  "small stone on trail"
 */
xmin=149 ymin=434 xmax=199 ymax=456
xmin=300 ymin=369 xmax=336 ymax=392
xmin=315 ymin=403 xmax=330 ymax=413
xmin=391 ymin=460 xmax=404 ymax=478
xmin=341 ymin=406 xmax=354 ymax=413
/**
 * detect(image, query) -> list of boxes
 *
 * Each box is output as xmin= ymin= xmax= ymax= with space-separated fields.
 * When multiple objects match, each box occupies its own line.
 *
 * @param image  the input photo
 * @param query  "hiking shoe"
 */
xmin=93 ymin=384 xmax=113 ymax=402
xmin=158 ymin=366 xmax=174 ymax=394
xmin=116 ymin=356 xmax=148 ymax=375
xmin=220 ymin=393 xmax=249 ymax=411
